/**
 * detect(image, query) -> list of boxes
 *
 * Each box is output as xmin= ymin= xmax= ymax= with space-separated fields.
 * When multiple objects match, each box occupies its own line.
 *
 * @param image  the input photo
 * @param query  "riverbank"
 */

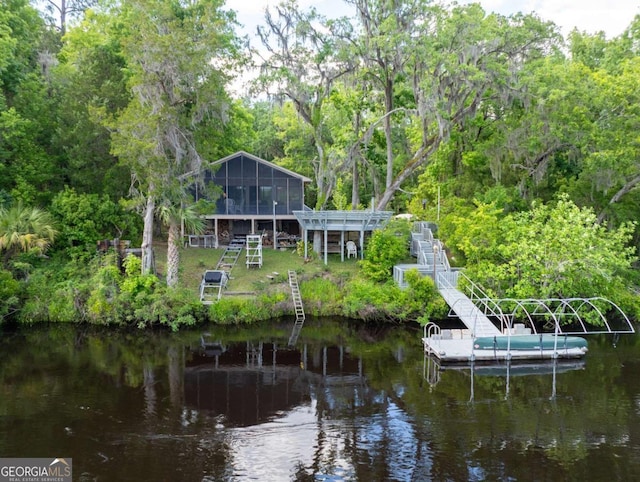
xmin=3 ymin=236 xmax=447 ymax=329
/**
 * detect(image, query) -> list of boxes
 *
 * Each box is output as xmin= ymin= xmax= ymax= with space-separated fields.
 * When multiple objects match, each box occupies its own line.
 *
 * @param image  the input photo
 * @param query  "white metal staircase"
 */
xmin=216 ymin=237 xmax=245 ymax=273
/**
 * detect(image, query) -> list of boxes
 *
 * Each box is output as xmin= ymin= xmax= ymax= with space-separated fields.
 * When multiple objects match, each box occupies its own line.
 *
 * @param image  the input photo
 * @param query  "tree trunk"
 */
xmin=384 ymin=78 xmax=394 ymax=189
xmin=351 ymin=156 xmax=360 ymax=209
xmin=141 ymin=194 xmax=155 ymax=275
xmin=166 ymin=220 xmax=180 ymax=287
xmin=313 ymin=230 xmax=322 ymax=255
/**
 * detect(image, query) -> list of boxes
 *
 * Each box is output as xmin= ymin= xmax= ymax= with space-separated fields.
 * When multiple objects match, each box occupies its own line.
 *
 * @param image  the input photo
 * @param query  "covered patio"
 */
xmin=293 ymin=210 xmax=393 ymax=264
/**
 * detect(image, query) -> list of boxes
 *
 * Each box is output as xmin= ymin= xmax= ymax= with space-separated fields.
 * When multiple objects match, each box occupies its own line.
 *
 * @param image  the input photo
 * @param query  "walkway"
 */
xmin=394 ymin=221 xmax=635 ymax=363
xmin=438 ymin=287 xmax=500 ymax=337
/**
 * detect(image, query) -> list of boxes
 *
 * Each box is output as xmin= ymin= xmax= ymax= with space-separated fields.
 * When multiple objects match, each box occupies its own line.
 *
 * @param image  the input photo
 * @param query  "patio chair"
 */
xmin=346 ymin=241 xmax=358 ymax=259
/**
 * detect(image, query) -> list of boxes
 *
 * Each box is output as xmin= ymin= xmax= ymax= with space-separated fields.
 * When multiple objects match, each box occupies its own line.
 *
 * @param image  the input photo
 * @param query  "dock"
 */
xmin=396 ymin=222 xmax=635 ymax=363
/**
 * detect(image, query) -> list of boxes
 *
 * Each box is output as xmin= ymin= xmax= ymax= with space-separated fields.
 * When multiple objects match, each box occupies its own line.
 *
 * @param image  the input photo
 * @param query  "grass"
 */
xmin=154 ymin=241 xmax=362 ymax=297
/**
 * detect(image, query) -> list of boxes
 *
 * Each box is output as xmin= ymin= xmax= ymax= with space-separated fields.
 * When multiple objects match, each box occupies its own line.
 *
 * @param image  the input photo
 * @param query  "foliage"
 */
xmin=331 ymin=178 xmax=349 ymax=210
xmin=342 ymin=270 xmax=446 ymax=323
xmin=343 ymin=279 xmax=403 ymax=321
xmin=359 ymin=223 xmax=410 ymax=282
xmin=0 ymin=202 xmax=57 ymax=266
xmin=0 ymin=269 xmax=20 ymax=322
xmin=404 ymin=269 xmax=448 ymax=323
xmin=50 ymin=187 xmax=141 ymax=259
xmin=299 ymin=275 xmax=345 ymax=317
xmin=119 ymin=254 xmax=157 ymax=297
xmin=443 ymin=201 xmax=504 ymax=265
xmin=459 ymin=196 xmax=639 ymax=317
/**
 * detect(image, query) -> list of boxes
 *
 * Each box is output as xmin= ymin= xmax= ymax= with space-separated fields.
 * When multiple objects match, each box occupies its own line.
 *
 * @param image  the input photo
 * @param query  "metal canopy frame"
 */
xmin=453 ymin=271 xmax=635 ymax=336
xmin=292 ymin=210 xmax=393 ymax=264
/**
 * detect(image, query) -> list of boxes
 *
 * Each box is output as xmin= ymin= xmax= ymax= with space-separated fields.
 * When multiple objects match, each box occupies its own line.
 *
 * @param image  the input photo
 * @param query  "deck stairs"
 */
xmin=216 ymin=237 xmax=245 ymax=273
xmin=287 ymin=270 xmax=305 ymax=346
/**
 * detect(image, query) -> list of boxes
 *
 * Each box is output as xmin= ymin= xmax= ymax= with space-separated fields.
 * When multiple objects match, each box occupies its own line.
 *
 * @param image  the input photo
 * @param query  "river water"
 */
xmin=1 ymin=318 xmax=639 ymax=481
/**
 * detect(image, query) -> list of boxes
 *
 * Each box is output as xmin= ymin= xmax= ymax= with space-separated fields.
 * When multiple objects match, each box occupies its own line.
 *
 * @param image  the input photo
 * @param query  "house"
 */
xmin=187 ymin=151 xmax=312 ymax=247
xmin=186 ymin=151 xmax=393 ymax=262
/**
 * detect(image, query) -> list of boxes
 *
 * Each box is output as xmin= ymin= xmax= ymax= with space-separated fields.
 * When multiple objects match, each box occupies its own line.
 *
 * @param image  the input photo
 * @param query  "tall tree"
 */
xmin=37 ymin=0 xmax=98 ymax=35
xmin=53 ymin=8 xmax=131 ymax=197
xmin=373 ymin=4 xmax=557 ymax=209
xmin=257 ymin=0 xmax=356 ymax=210
xmin=0 ymin=0 xmax=60 ymax=204
xmin=348 ymin=0 xmax=428 ymax=192
xmin=109 ymin=0 xmax=244 ymax=275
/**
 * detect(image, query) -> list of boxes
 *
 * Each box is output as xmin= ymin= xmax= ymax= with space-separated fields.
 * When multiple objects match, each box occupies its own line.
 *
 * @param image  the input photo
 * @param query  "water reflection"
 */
xmin=424 ymin=355 xmax=586 ymax=401
xmin=0 ymin=321 xmax=639 ymax=481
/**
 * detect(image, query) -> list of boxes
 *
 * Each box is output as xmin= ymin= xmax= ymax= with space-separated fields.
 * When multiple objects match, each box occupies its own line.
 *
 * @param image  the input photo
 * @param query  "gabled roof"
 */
xmin=210 ymin=151 xmax=312 ymax=183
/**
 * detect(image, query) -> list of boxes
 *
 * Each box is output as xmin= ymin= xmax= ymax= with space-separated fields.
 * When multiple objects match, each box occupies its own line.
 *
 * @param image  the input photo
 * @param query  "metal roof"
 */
xmin=293 ymin=210 xmax=393 ymax=231
xmin=179 ymin=150 xmax=313 ymax=183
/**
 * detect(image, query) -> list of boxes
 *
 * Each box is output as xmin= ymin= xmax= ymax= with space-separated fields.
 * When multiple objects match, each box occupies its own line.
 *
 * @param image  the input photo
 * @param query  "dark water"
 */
xmin=1 ymin=318 xmax=640 ymax=481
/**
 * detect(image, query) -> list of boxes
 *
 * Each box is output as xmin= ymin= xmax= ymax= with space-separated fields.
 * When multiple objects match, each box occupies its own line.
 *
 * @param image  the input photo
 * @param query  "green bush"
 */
xmin=51 ymin=187 xmax=141 ymax=260
xmin=0 ymin=269 xmax=20 ymax=322
xmin=342 ymin=279 xmax=411 ymax=321
xmin=119 ymin=255 xmax=158 ymax=297
xmin=300 ymin=276 xmax=343 ymax=316
xmin=359 ymin=227 xmax=409 ymax=282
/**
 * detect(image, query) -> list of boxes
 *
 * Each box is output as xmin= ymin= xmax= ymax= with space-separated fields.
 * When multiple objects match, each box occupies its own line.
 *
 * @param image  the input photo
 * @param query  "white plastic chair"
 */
xmin=346 ymin=241 xmax=357 ymax=259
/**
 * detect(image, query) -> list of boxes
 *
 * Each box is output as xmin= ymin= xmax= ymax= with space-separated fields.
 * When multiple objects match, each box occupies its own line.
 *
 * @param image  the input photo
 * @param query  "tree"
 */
xmin=1 ymin=0 xmax=60 ymax=205
xmin=571 ymin=57 xmax=640 ymax=225
xmin=347 ymin=0 xmax=429 ymax=192
xmin=53 ymin=9 xmax=131 ymax=197
xmin=156 ymin=202 xmax=204 ymax=288
xmin=464 ymin=196 xmax=637 ymax=308
xmin=50 ymin=187 xmax=141 ymax=259
xmin=109 ymin=0 xmax=244 ymax=275
xmin=359 ymin=220 xmax=410 ymax=282
xmin=0 ymin=202 xmax=57 ymax=265
xmin=257 ymin=0 xmax=356 ymax=210
xmin=37 ymin=0 xmax=98 ymax=35
xmin=373 ymin=5 xmax=557 ymax=209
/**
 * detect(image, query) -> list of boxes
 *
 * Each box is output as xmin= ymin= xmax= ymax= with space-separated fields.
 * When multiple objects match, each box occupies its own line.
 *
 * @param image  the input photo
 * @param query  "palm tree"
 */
xmin=157 ymin=202 xmax=204 ymax=288
xmin=0 ymin=203 xmax=57 ymax=265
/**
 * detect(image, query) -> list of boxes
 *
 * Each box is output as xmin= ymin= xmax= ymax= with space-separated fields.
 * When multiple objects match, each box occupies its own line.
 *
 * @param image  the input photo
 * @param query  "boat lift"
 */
xmin=404 ymin=223 xmax=635 ymax=363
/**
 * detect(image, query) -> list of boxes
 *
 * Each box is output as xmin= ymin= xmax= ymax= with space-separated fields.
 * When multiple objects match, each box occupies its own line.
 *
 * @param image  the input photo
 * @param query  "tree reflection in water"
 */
xmin=0 ymin=321 xmax=639 ymax=480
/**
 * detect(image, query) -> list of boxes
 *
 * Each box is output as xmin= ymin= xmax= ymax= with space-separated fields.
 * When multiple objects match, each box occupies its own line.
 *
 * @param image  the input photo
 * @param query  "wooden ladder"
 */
xmin=287 ymin=270 xmax=305 ymax=346
xmin=288 ymin=270 xmax=305 ymax=322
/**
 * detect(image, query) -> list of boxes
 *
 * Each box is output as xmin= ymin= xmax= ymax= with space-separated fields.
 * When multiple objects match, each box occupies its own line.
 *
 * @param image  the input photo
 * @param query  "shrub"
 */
xmin=359 ymin=226 xmax=409 ymax=282
xmin=0 ymin=269 xmax=20 ymax=322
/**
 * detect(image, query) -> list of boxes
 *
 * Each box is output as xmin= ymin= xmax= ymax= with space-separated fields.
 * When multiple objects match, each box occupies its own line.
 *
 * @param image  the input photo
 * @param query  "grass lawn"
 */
xmin=154 ymin=241 xmax=362 ymax=296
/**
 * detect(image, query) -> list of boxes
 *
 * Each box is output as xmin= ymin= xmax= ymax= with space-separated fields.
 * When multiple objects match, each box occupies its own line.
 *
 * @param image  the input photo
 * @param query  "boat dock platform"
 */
xmin=399 ymin=222 xmax=635 ymax=364
xmin=422 ymin=328 xmax=589 ymax=362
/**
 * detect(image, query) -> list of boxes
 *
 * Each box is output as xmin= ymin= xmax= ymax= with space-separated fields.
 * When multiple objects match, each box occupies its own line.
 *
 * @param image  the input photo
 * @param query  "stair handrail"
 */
xmin=438 ymin=271 xmax=512 ymax=334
